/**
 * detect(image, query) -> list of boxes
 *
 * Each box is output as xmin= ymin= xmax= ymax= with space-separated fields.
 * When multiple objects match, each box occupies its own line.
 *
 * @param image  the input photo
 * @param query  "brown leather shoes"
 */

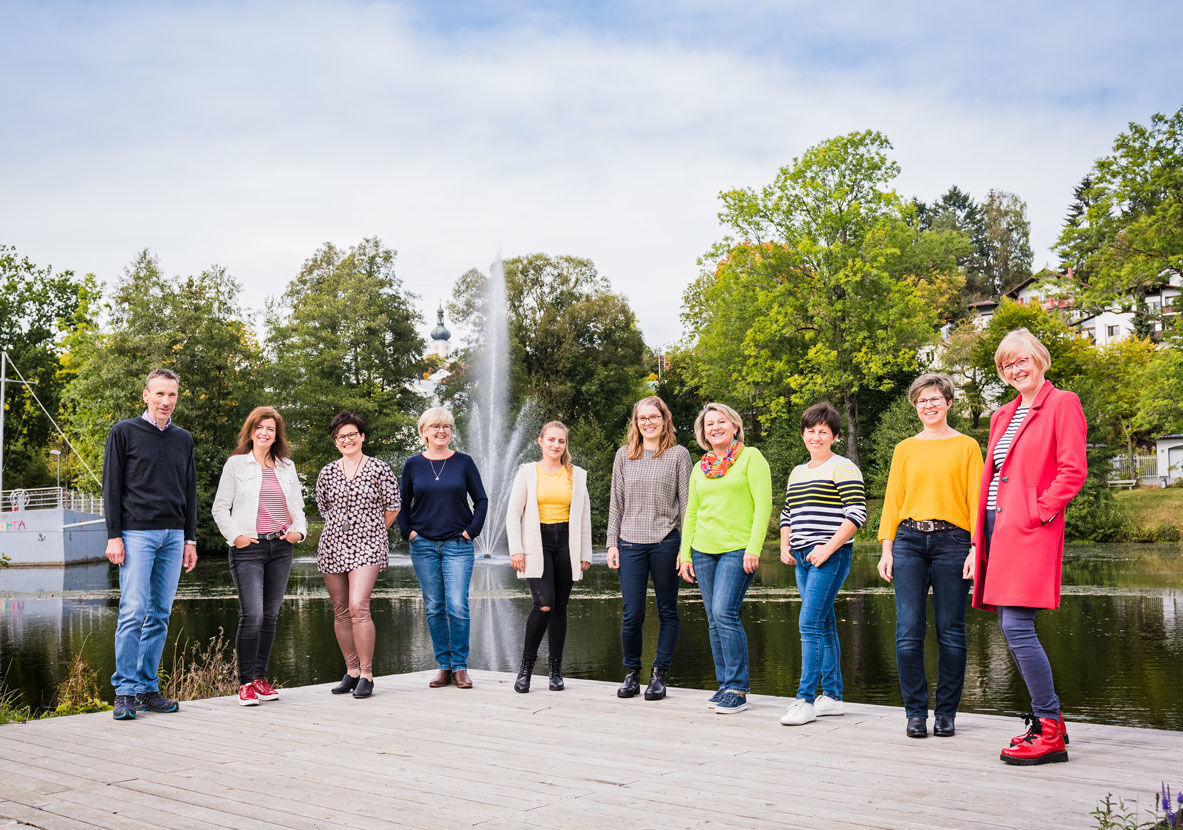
xmin=428 ymin=669 xmax=452 ymax=688
xmin=452 ymin=669 xmax=473 ymax=689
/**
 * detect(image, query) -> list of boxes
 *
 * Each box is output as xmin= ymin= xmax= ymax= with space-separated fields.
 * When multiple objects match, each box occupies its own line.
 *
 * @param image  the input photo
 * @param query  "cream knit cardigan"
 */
xmin=505 ymin=462 xmax=593 ymax=580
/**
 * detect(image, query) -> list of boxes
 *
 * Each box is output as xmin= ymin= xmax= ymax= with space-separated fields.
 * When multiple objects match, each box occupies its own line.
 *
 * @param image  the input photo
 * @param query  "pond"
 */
xmin=2 ymin=541 xmax=1181 ymax=730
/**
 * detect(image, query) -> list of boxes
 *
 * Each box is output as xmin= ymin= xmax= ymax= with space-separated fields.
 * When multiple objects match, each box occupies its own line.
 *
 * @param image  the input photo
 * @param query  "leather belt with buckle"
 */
xmin=259 ymin=531 xmax=285 ymax=541
xmin=901 ymin=519 xmax=958 ymax=532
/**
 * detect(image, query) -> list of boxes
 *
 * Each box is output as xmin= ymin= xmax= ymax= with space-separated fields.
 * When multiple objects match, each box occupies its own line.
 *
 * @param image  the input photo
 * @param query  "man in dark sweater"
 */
xmin=103 ymin=368 xmax=198 ymax=721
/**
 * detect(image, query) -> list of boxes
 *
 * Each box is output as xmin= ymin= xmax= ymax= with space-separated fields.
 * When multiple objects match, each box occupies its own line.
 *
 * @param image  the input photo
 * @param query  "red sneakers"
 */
xmin=1001 ymin=716 xmax=1069 ymax=765
xmin=252 ymin=678 xmax=279 ymax=701
xmin=238 ymin=683 xmax=260 ymax=706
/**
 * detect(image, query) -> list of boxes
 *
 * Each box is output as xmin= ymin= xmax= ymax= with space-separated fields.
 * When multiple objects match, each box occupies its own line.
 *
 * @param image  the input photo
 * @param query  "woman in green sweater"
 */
xmin=677 ymin=402 xmax=773 ymax=714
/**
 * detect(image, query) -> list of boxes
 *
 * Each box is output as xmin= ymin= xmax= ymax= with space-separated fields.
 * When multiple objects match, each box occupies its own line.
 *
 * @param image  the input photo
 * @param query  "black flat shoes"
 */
xmin=331 ymin=673 xmax=359 ymax=694
xmin=352 ymin=677 xmax=374 ymax=698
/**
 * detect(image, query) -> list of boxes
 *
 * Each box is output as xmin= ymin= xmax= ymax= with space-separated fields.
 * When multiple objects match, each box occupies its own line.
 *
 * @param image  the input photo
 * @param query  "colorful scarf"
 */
xmin=700 ymin=440 xmax=743 ymax=478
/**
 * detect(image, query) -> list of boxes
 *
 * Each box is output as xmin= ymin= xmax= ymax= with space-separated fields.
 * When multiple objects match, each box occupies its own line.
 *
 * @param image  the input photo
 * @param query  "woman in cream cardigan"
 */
xmin=506 ymin=421 xmax=593 ymax=693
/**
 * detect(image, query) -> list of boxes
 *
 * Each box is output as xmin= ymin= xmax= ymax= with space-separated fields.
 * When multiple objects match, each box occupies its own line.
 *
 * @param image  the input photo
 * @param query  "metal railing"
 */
xmin=1108 ymin=454 xmax=1158 ymax=487
xmin=1 ymin=487 xmax=105 ymax=515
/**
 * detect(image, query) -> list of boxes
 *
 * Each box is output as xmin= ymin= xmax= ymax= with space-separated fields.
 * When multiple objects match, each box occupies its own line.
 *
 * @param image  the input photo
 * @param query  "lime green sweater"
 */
xmin=679 ymin=446 xmax=773 ymax=562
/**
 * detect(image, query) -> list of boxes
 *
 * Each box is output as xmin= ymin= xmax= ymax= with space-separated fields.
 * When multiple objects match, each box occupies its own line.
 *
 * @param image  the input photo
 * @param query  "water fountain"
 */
xmin=463 ymin=257 xmax=537 ymax=559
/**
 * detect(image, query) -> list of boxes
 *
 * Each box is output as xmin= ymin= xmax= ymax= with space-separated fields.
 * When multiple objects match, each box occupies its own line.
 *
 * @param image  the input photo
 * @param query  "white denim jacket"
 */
xmin=211 ymin=453 xmax=308 ymax=545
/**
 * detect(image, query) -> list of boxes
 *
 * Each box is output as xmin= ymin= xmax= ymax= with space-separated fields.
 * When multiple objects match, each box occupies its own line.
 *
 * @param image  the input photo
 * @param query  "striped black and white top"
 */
xmin=779 ymin=455 xmax=867 ymax=549
xmin=986 ymin=406 xmax=1029 ymax=512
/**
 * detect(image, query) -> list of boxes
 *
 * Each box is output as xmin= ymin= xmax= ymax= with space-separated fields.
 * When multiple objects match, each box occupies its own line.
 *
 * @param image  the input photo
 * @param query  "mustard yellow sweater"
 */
xmin=878 ymin=435 xmax=984 ymax=542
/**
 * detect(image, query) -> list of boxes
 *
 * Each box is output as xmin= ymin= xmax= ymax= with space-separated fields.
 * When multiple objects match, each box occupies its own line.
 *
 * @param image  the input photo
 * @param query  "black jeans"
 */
xmin=524 ymin=523 xmax=574 ymax=661
xmin=228 ymin=538 xmax=294 ymax=685
xmin=618 ymin=531 xmax=681 ymax=670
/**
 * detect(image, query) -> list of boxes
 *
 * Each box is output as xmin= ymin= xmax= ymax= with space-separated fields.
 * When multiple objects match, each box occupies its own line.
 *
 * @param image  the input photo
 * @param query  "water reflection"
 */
xmin=2 ymin=543 xmax=1181 ymax=729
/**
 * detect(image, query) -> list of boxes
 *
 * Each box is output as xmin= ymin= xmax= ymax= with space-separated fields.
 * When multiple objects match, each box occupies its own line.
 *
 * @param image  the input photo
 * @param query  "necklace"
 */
xmin=342 ymin=456 xmax=365 ymax=481
xmin=428 ymin=456 xmax=448 ymax=481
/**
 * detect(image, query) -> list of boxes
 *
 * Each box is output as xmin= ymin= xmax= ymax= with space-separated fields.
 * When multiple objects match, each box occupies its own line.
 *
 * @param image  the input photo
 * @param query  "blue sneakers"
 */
xmin=112 ymin=695 xmax=136 ymax=720
xmin=715 ymin=692 xmax=749 ymax=714
xmin=707 ymin=688 xmax=727 ymax=709
xmin=135 ymin=691 xmax=180 ymax=713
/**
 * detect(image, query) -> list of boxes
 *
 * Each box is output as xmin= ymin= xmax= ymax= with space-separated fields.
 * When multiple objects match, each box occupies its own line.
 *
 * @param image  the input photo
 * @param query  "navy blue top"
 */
xmin=397 ymin=452 xmax=488 ymax=541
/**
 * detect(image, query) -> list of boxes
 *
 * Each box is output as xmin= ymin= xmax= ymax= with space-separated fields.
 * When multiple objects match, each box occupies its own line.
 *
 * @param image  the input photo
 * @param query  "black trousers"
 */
xmin=523 ymin=523 xmax=574 ymax=661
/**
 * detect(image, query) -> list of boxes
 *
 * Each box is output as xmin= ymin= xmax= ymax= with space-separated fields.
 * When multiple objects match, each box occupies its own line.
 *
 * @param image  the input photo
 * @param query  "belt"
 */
xmin=901 ymin=519 xmax=960 ymax=533
xmin=259 ymin=531 xmax=285 ymax=541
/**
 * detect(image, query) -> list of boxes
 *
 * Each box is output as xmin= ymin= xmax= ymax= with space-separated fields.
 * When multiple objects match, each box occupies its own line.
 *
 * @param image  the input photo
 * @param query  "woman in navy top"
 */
xmin=397 ymin=407 xmax=488 ymax=689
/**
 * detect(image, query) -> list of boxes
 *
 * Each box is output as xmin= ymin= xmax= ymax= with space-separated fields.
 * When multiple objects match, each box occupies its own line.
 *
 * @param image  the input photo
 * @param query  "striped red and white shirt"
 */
xmin=256 ymin=467 xmax=292 ymax=534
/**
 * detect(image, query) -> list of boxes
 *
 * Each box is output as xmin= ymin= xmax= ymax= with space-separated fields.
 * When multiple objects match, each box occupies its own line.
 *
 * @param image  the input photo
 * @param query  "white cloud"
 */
xmin=2 ymin=0 xmax=1179 ymax=348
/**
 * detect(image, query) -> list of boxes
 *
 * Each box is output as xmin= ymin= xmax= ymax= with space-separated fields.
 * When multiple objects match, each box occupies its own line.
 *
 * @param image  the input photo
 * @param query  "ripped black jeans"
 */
xmin=523 ymin=523 xmax=574 ymax=661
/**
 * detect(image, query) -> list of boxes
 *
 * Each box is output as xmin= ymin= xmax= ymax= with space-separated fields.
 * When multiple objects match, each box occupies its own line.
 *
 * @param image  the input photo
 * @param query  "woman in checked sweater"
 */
xmin=778 ymin=402 xmax=867 ymax=726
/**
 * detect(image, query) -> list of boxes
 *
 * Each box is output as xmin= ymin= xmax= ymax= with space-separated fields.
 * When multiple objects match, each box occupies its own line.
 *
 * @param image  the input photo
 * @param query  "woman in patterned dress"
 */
xmin=315 ymin=411 xmax=401 ymax=699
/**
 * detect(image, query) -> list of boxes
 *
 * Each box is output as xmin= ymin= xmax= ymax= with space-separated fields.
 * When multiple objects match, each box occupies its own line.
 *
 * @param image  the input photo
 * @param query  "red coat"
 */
xmin=971 ymin=380 xmax=1087 ymax=612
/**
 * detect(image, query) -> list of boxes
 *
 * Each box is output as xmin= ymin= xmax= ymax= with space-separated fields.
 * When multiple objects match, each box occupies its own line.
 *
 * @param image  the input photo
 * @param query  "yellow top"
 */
xmin=878 ymin=434 xmax=984 ymax=542
xmin=536 ymin=463 xmax=572 ymax=523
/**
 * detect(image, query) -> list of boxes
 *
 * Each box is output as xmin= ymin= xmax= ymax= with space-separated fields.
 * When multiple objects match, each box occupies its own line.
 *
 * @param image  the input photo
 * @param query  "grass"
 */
xmin=159 ymin=627 xmax=240 ymax=702
xmin=1115 ymin=487 xmax=1183 ymax=537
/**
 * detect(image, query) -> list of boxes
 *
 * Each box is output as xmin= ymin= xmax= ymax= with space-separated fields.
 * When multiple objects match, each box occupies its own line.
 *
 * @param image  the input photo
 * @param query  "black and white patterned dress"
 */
xmin=315 ymin=457 xmax=401 ymax=573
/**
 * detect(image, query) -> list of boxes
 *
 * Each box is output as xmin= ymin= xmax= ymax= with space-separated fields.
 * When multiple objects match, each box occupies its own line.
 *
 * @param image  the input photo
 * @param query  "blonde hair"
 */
xmin=417 ymin=407 xmax=455 ymax=445
xmin=538 ymin=421 xmax=572 ymax=472
xmin=693 ymin=402 xmax=744 ymax=451
xmin=626 ymin=396 xmax=677 ymax=460
xmin=994 ymin=328 xmax=1051 ymax=382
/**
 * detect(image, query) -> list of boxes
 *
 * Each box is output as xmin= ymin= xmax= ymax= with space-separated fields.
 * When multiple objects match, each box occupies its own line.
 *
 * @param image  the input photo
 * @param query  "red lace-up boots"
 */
xmin=1001 ymin=715 xmax=1069 ymax=765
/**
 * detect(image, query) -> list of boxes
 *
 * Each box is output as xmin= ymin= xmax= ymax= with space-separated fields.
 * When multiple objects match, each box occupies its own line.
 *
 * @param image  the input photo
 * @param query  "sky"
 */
xmin=3 ymin=0 xmax=1181 ymax=349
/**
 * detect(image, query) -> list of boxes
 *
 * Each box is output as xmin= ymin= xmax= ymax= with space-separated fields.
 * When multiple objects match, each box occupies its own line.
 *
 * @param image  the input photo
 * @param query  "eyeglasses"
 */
xmin=428 ymin=425 xmax=452 ymax=433
xmin=915 ymin=396 xmax=946 ymax=408
xmin=636 ymin=415 xmax=663 ymax=424
xmin=334 ymin=431 xmax=361 ymax=443
xmin=1000 ymin=356 xmax=1031 ymax=375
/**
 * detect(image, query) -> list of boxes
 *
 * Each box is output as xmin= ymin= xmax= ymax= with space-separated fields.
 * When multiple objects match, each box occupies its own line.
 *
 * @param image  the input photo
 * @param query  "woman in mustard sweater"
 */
xmin=677 ymin=403 xmax=773 ymax=714
xmin=876 ymin=373 xmax=983 ymax=739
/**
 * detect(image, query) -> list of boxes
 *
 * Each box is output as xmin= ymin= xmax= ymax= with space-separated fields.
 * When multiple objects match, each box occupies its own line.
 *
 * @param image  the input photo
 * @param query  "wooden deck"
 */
xmin=1 ymin=670 xmax=1178 ymax=829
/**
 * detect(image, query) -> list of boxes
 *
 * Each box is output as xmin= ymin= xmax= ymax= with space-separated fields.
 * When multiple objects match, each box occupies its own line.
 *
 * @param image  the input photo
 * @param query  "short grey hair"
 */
xmin=907 ymin=373 xmax=955 ymax=405
xmin=145 ymin=368 xmax=179 ymax=388
xmin=693 ymin=402 xmax=744 ymax=450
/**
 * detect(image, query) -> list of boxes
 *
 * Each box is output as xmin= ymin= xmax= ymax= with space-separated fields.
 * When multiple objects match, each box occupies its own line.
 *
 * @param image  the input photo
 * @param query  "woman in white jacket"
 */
xmin=506 ymin=421 xmax=592 ymax=693
xmin=212 ymin=406 xmax=307 ymax=706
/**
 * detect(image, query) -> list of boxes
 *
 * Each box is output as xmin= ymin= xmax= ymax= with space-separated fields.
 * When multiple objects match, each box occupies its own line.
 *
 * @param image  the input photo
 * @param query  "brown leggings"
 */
xmin=322 ymin=565 xmax=381 ymax=677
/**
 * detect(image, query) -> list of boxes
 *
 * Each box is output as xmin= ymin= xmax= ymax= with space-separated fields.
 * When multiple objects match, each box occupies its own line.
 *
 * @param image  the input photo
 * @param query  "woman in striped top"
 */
xmin=212 ymin=406 xmax=307 ymax=707
xmin=777 ymin=402 xmax=866 ymax=726
xmin=876 ymin=373 xmax=983 ymax=739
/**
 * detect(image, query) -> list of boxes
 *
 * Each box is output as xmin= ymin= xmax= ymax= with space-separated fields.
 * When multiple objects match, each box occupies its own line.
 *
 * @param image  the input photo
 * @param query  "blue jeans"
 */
xmin=409 ymin=535 xmax=475 ymax=670
xmin=794 ymin=543 xmax=853 ymax=702
xmin=891 ymin=526 xmax=971 ymax=718
xmin=618 ymin=531 xmax=681 ymax=671
xmin=691 ymin=549 xmax=755 ymax=693
xmin=111 ymin=529 xmax=184 ymax=695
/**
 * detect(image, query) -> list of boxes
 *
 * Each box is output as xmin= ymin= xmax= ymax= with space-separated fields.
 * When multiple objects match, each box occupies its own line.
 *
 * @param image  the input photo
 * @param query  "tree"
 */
xmin=1081 ymin=336 xmax=1157 ymax=463
xmin=979 ymin=189 xmax=1034 ymax=296
xmin=940 ymin=319 xmax=992 ymax=428
xmin=690 ymin=130 xmax=965 ymax=465
xmin=0 ymin=246 xmax=98 ymax=490
xmin=266 ymin=238 xmax=425 ymax=475
xmin=61 ymin=251 xmax=264 ymax=548
xmin=919 ymin=186 xmax=990 ymax=303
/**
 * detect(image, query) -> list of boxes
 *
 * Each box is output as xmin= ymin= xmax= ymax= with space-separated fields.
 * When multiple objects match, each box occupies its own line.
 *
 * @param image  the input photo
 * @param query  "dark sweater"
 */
xmin=102 ymin=417 xmax=198 ymax=539
xmin=397 ymin=452 xmax=488 ymax=541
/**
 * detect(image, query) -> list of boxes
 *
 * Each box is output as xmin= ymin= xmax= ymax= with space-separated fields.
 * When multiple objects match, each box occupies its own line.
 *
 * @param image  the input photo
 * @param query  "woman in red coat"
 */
xmin=971 ymin=328 xmax=1087 ymax=766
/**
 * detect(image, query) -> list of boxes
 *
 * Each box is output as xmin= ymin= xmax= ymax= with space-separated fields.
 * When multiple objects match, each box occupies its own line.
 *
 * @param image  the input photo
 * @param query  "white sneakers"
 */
xmin=779 ymin=698 xmax=816 ymax=725
xmin=780 ymin=695 xmax=844 ymax=725
xmin=814 ymin=694 xmax=845 ymax=716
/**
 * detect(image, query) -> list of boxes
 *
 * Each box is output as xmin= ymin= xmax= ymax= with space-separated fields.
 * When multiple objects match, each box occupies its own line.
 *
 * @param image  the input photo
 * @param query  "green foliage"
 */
xmin=567 ymin=416 xmax=622 ymax=536
xmin=1133 ymin=319 xmax=1183 ymax=435
xmin=1065 ymin=466 xmax=1129 ymax=543
xmin=266 ymin=238 xmax=425 ymax=477
xmin=160 ymin=628 xmax=239 ymax=702
xmin=49 ymin=649 xmax=111 ymax=716
xmin=689 ymin=130 xmax=966 ymax=465
xmin=1057 ymin=108 xmax=1183 ymax=312
xmin=979 ymin=189 xmax=1034 ymax=296
xmin=0 ymin=245 xmax=98 ymax=490
xmin=60 ymin=251 xmax=264 ymax=548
